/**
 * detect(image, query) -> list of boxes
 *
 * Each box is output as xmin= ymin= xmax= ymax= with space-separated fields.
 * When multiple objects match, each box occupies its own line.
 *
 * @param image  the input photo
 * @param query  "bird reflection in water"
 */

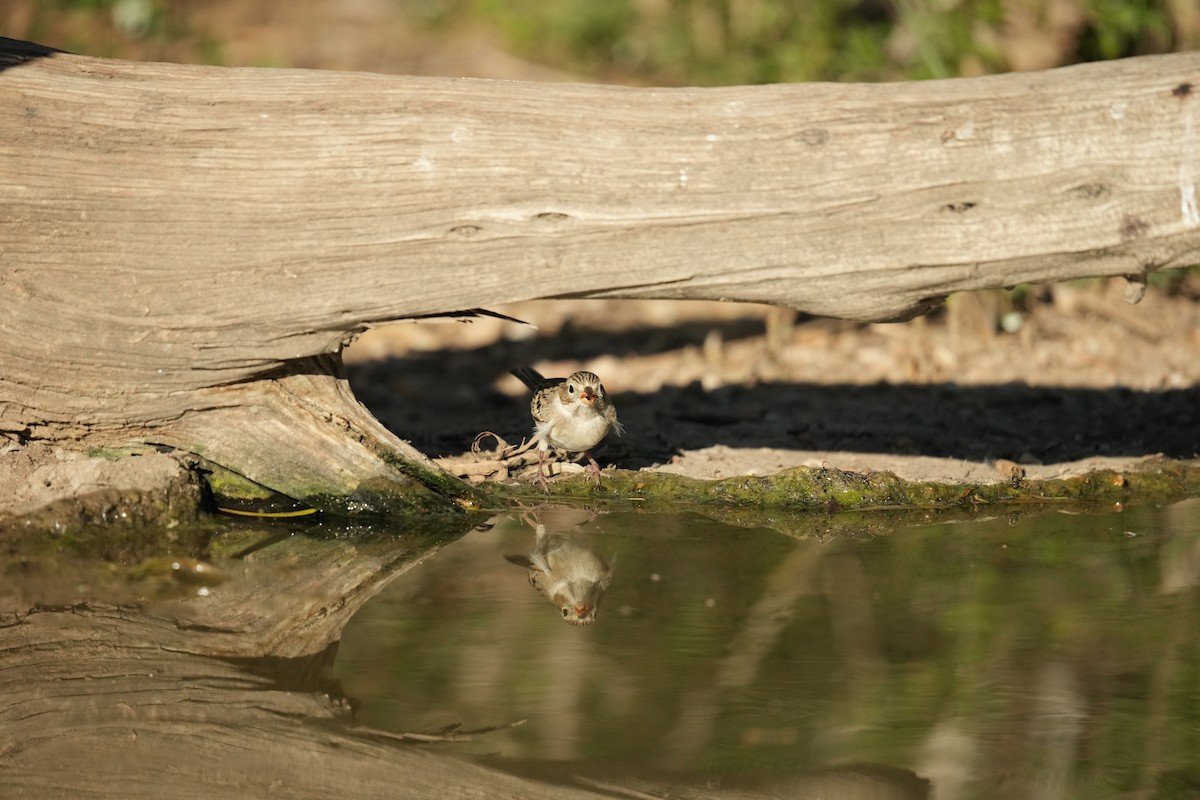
xmin=505 ymin=511 xmax=614 ymax=626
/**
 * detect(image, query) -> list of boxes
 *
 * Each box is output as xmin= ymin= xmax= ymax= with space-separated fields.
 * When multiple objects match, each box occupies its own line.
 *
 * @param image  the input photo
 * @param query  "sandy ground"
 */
xmin=344 ymin=277 xmax=1200 ymax=487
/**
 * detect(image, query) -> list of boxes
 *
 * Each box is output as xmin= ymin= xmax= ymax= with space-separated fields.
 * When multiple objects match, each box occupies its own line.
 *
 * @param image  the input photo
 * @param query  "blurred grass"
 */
xmin=5 ymin=0 xmax=226 ymax=64
xmin=5 ymin=0 xmax=1197 ymax=83
xmin=408 ymin=0 xmax=1194 ymax=83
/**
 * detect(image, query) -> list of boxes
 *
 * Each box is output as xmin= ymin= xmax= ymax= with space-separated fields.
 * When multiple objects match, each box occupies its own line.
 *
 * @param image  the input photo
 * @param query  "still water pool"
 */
xmin=337 ymin=500 xmax=1200 ymax=798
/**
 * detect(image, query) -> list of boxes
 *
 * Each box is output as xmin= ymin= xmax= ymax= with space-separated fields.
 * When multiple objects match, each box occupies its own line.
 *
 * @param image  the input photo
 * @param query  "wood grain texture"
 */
xmin=2 ymin=37 xmax=1198 ymax=510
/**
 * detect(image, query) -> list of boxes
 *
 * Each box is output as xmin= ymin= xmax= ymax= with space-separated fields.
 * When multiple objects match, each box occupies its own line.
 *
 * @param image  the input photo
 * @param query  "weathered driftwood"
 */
xmin=3 ymin=36 xmax=1199 ymax=513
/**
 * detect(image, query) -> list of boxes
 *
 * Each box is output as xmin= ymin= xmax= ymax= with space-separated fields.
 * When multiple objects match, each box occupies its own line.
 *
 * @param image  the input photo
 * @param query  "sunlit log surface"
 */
xmin=3 ymin=36 xmax=1198 ymax=512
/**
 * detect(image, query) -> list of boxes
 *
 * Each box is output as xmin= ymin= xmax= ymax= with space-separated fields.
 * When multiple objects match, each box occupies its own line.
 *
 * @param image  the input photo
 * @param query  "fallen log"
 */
xmin=3 ymin=37 xmax=1198 ymax=513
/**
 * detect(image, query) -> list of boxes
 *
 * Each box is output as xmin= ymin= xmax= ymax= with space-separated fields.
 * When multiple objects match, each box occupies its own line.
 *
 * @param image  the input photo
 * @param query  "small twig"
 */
xmin=349 ymin=718 xmax=526 ymax=744
xmin=507 ymin=436 xmax=539 ymax=457
xmin=471 ymin=430 xmax=510 ymax=459
xmin=471 ymin=430 xmax=539 ymax=461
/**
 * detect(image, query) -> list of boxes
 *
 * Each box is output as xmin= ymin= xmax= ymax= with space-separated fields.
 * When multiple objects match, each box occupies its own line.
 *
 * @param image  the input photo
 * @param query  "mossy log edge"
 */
xmin=5 ymin=452 xmax=1197 ymax=533
xmin=513 ymin=456 xmax=1200 ymax=511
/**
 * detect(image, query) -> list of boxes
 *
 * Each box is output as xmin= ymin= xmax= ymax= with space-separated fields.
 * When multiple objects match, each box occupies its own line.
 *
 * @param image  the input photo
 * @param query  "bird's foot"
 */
xmin=584 ymin=451 xmax=603 ymax=487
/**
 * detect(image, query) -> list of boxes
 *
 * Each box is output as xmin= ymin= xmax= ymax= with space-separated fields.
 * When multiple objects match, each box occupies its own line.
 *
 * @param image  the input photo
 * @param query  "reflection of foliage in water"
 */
xmin=718 ymin=505 xmax=1200 ymax=795
xmin=338 ymin=500 xmax=1200 ymax=795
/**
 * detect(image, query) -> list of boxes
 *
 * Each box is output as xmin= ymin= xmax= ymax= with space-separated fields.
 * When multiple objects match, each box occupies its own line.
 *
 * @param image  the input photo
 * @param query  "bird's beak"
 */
xmin=580 ymin=389 xmax=596 ymax=406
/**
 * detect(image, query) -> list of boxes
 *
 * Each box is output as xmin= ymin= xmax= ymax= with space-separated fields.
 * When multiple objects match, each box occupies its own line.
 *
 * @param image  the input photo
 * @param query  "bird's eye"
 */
xmin=561 ymin=607 xmax=570 ymax=617
xmin=567 ymin=385 xmax=575 ymax=394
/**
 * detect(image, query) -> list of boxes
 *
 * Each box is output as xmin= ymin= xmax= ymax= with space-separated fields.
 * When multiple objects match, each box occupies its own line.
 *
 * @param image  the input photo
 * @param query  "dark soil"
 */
xmin=345 ymin=278 xmax=1200 ymax=487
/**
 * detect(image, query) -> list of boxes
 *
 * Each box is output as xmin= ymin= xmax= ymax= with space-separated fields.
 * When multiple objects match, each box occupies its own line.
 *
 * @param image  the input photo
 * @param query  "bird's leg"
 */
xmin=583 ymin=450 xmax=603 ymax=486
xmin=536 ymin=447 xmax=552 ymax=493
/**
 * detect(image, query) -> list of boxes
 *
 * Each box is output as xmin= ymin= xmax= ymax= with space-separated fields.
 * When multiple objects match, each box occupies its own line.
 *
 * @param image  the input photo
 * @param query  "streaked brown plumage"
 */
xmin=511 ymin=367 xmax=622 ymax=489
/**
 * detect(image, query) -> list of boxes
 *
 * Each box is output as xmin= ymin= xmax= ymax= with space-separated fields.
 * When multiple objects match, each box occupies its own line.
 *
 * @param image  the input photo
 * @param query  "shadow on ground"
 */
xmin=347 ymin=316 xmax=1200 ymax=471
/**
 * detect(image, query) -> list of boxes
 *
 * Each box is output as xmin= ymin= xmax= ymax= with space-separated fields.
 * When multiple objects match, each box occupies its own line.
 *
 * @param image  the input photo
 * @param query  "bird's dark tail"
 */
xmin=510 ymin=367 xmax=547 ymax=391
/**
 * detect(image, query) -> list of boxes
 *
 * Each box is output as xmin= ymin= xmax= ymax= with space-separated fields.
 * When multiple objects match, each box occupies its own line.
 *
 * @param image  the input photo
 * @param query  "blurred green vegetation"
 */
xmin=405 ymin=0 xmax=1190 ymax=83
xmin=7 ymin=0 xmax=226 ymax=63
xmin=7 ymin=0 xmax=1197 ymax=83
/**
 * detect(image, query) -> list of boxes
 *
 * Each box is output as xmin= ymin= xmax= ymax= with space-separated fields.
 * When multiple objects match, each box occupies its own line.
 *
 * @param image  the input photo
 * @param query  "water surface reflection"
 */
xmin=504 ymin=509 xmax=614 ymax=626
xmin=338 ymin=500 xmax=1200 ymax=799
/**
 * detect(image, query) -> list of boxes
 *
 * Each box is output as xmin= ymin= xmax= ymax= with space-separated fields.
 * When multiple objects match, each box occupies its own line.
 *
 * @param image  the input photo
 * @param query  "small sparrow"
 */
xmin=511 ymin=367 xmax=623 ymax=490
xmin=506 ymin=521 xmax=614 ymax=626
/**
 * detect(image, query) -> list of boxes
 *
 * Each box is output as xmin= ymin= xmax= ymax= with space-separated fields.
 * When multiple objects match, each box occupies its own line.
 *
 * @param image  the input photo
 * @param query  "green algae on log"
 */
xmin=203 ymin=454 xmax=494 ymax=519
xmin=512 ymin=458 xmax=1200 ymax=511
